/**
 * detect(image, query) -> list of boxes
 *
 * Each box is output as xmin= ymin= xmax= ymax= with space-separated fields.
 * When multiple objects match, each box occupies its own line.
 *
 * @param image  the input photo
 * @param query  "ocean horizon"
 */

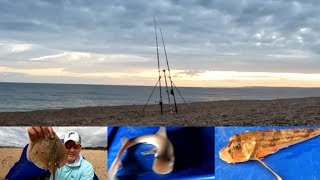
xmin=1 ymin=82 xmax=320 ymax=112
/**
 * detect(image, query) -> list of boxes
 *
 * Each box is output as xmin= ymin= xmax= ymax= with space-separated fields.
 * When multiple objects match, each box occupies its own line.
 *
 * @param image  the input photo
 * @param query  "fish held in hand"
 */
xmin=108 ymin=127 xmax=175 ymax=180
xmin=219 ymin=128 xmax=320 ymax=180
xmin=29 ymin=134 xmax=67 ymax=180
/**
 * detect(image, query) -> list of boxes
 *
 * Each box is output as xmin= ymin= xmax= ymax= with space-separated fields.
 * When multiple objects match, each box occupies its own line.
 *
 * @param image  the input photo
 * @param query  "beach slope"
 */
xmin=0 ymin=97 xmax=319 ymax=126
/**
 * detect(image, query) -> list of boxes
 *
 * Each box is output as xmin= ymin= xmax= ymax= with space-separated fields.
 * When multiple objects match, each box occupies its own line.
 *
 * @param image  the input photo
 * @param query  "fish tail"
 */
xmin=49 ymin=162 xmax=57 ymax=180
xmin=108 ymin=138 xmax=132 ymax=179
xmin=108 ymin=157 xmax=120 ymax=180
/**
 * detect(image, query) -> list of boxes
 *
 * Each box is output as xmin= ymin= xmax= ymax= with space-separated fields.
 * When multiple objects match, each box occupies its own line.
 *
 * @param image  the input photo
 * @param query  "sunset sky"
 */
xmin=1 ymin=0 xmax=320 ymax=87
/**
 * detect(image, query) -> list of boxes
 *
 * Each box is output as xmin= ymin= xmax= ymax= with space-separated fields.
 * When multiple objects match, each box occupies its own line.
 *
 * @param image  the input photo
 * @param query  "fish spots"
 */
xmin=307 ymin=129 xmax=314 ymax=133
xmin=268 ymin=140 xmax=276 ymax=147
xmin=29 ymin=134 xmax=67 ymax=180
xmin=220 ymin=128 xmax=320 ymax=164
xmin=273 ymin=130 xmax=281 ymax=140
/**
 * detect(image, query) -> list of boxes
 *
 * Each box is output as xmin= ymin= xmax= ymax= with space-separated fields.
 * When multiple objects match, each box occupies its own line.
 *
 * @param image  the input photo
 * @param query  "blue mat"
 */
xmin=108 ymin=127 xmax=215 ymax=180
xmin=215 ymin=126 xmax=320 ymax=180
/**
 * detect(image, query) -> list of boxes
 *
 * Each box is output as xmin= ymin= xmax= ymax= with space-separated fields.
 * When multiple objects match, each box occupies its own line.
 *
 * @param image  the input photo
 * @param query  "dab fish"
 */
xmin=108 ymin=127 xmax=175 ymax=180
xmin=28 ymin=134 xmax=68 ymax=180
xmin=219 ymin=128 xmax=320 ymax=180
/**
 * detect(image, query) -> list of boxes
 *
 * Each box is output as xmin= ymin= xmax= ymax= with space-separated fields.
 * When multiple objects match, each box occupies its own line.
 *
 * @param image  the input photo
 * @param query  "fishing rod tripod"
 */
xmin=142 ymin=17 xmax=188 ymax=115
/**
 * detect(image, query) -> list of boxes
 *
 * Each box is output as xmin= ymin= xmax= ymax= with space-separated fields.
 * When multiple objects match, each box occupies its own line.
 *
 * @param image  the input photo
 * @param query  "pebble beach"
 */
xmin=0 ymin=97 xmax=319 ymax=126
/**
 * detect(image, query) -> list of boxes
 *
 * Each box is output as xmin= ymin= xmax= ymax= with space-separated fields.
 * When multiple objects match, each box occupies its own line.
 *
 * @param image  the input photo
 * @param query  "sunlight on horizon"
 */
xmin=1 ymin=65 xmax=320 ymax=87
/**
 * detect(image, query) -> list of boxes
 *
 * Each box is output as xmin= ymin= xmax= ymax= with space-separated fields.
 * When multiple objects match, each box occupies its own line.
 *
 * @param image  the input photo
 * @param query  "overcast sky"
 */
xmin=0 ymin=127 xmax=107 ymax=147
xmin=1 ymin=0 xmax=320 ymax=87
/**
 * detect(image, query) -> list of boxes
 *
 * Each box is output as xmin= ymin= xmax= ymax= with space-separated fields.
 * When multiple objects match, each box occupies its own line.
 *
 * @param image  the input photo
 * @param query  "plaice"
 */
xmin=29 ymin=134 xmax=67 ymax=180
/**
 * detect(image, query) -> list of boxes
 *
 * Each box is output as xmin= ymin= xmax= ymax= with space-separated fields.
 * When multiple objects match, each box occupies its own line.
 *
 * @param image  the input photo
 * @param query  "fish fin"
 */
xmin=141 ymin=148 xmax=157 ymax=155
xmin=156 ymin=127 xmax=167 ymax=137
xmin=255 ymin=158 xmax=282 ymax=180
xmin=120 ymin=136 xmax=129 ymax=145
xmin=107 ymin=172 xmax=119 ymax=180
xmin=241 ymin=140 xmax=256 ymax=161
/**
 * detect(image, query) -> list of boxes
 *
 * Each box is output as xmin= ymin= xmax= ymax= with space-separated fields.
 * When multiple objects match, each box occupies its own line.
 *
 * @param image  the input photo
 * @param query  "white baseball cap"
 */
xmin=64 ymin=131 xmax=81 ymax=144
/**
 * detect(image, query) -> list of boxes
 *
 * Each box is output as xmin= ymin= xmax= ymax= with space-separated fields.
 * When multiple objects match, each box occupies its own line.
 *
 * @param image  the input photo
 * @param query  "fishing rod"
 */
xmin=162 ymin=69 xmax=172 ymax=114
xmin=142 ymin=18 xmax=163 ymax=115
xmin=160 ymin=28 xmax=178 ymax=113
xmin=154 ymin=17 xmax=163 ymax=114
xmin=142 ymin=17 xmax=188 ymax=115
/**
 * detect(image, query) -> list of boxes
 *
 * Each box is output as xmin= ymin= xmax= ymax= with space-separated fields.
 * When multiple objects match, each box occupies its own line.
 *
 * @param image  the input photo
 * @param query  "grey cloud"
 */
xmin=0 ymin=127 xmax=29 ymax=147
xmin=0 ymin=72 xmax=144 ymax=85
xmin=54 ymin=127 xmax=107 ymax=147
xmin=1 ymin=0 xmax=320 ymax=78
xmin=0 ymin=127 xmax=107 ymax=147
xmin=179 ymin=70 xmax=205 ymax=77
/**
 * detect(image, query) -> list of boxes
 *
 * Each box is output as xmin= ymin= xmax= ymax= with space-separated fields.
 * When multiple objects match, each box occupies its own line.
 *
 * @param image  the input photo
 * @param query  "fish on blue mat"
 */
xmin=219 ymin=128 xmax=320 ymax=180
xmin=108 ymin=127 xmax=175 ymax=180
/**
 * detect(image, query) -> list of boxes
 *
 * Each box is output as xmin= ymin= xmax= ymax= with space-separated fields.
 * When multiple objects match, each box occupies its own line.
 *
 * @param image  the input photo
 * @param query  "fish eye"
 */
xmin=233 ymin=144 xmax=240 ymax=149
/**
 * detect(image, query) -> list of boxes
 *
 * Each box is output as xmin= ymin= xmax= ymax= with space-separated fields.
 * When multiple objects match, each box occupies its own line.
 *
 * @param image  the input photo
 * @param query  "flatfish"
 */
xmin=29 ymin=134 xmax=68 ymax=180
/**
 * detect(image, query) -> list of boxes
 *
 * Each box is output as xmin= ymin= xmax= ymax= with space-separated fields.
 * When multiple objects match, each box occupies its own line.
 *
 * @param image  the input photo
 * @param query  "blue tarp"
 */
xmin=5 ymin=144 xmax=50 ymax=180
xmin=215 ymin=126 xmax=320 ymax=180
xmin=107 ymin=127 xmax=215 ymax=180
xmin=6 ymin=144 xmax=99 ymax=180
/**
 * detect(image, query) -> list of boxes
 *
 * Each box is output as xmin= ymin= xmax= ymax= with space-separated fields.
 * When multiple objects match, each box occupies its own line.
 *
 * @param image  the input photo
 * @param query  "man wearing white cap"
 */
xmin=54 ymin=130 xmax=94 ymax=180
xmin=27 ymin=127 xmax=94 ymax=180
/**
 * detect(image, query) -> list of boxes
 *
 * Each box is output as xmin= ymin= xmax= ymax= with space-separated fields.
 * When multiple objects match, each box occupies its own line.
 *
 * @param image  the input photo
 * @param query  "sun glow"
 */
xmin=1 ymin=66 xmax=320 ymax=87
xmin=173 ymin=71 xmax=320 ymax=87
xmin=196 ymin=71 xmax=320 ymax=81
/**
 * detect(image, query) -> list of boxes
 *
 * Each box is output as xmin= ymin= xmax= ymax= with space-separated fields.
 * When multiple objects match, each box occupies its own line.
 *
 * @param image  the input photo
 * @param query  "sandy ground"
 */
xmin=82 ymin=149 xmax=107 ymax=180
xmin=0 ymin=147 xmax=107 ymax=180
xmin=0 ymin=148 xmax=22 ymax=180
xmin=0 ymin=97 xmax=319 ymax=126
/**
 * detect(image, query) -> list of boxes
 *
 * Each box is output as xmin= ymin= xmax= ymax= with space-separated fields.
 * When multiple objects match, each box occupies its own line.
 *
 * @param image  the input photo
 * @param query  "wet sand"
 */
xmin=0 ymin=147 xmax=107 ymax=180
xmin=0 ymin=97 xmax=319 ymax=126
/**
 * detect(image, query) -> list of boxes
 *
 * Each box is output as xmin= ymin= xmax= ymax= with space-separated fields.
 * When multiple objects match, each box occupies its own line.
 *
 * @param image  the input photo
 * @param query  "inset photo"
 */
xmin=215 ymin=127 xmax=320 ymax=180
xmin=107 ymin=126 xmax=215 ymax=179
xmin=0 ymin=126 xmax=107 ymax=180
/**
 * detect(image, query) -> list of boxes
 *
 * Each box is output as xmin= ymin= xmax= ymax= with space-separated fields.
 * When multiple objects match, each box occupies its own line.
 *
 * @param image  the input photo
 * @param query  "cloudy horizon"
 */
xmin=1 ymin=0 xmax=320 ymax=87
xmin=0 ymin=127 xmax=107 ymax=147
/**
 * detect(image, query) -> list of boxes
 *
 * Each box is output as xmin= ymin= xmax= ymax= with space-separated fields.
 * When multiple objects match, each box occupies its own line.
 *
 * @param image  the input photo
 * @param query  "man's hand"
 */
xmin=27 ymin=126 xmax=55 ymax=143
xmin=26 ymin=126 xmax=55 ymax=160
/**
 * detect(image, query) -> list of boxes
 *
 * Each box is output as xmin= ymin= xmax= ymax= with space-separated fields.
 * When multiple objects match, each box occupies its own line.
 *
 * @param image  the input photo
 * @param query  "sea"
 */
xmin=1 ymin=82 xmax=320 ymax=112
